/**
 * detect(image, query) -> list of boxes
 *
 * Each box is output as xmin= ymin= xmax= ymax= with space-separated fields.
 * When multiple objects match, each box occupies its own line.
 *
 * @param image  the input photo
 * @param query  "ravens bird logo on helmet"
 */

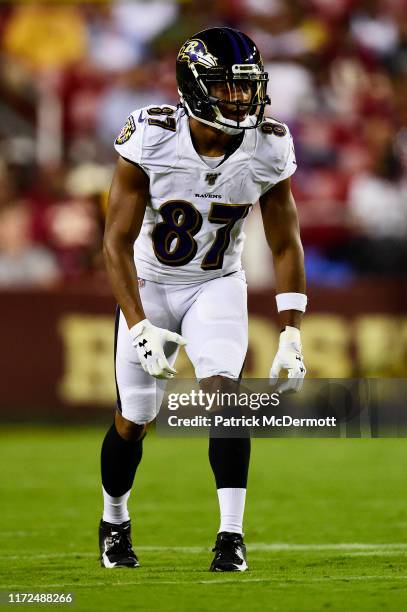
xmin=178 ymin=39 xmax=218 ymax=69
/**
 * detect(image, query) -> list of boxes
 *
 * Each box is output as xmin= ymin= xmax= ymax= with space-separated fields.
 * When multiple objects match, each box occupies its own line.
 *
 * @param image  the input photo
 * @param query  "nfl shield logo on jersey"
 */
xmin=205 ymin=173 xmax=220 ymax=186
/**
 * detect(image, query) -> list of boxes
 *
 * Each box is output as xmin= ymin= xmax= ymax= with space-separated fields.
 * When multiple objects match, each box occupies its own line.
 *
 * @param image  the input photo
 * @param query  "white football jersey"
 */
xmin=114 ymin=105 xmax=296 ymax=284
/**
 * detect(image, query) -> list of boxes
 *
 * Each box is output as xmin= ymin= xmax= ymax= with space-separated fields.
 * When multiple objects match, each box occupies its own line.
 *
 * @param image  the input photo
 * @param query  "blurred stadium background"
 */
xmin=0 ymin=0 xmax=406 ymax=420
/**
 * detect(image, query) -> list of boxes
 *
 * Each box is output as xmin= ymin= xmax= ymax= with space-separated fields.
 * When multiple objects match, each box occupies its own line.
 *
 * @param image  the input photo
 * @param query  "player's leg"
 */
xmin=181 ymin=272 xmax=250 ymax=571
xmin=203 ymin=375 xmax=250 ymax=572
xmin=100 ymin=281 xmax=180 ymax=568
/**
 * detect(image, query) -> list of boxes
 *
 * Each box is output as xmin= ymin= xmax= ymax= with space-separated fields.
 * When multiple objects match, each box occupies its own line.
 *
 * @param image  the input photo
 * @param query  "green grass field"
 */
xmin=0 ymin=426 xmax=406 ymax=611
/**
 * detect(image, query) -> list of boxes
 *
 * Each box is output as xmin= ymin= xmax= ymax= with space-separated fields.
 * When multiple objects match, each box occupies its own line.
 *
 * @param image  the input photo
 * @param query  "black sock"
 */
xmin=208 ymin=436 xmax=251 ymax=489
xmin=101 ymin=423 xmax=143 ymax=497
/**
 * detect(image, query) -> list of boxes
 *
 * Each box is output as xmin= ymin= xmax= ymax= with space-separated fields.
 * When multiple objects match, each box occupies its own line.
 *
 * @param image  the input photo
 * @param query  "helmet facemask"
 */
xmin=180 ymin=64 xmax=269 ymax=135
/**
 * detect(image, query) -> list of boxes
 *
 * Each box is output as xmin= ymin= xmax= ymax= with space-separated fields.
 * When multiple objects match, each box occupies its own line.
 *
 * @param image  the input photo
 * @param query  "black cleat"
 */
xmin=210 ymin=531 xmax=248 ymax=572
xmin=99 ymin=519 xmax=140 ymax=568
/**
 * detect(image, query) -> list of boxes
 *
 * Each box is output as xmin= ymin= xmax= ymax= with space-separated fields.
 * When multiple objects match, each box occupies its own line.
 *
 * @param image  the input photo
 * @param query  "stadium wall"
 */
xmin=0 ymin=281 xmax=406 ymax=420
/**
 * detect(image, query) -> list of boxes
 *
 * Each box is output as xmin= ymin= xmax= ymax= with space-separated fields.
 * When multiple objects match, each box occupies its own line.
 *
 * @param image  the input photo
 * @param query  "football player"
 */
xmin=99 ymin=27 xmax=307 ymax=571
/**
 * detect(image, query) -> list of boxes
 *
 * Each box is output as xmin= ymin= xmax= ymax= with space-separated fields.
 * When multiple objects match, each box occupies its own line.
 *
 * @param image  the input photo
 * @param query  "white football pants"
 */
xmin=114 ymin=271 xmax=248 ymax=424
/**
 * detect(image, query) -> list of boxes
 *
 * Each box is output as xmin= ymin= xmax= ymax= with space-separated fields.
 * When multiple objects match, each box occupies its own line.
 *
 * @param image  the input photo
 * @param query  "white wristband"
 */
xmin=275 ymin=292 xmax=307 ymax=313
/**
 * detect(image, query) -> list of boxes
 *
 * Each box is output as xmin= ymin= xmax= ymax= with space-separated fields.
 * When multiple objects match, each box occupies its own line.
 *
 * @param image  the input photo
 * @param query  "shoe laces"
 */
xmin=106 ymin=528 xmax=134 ymax=555
xmin=212 ymin=533 xmax=242 ymax=554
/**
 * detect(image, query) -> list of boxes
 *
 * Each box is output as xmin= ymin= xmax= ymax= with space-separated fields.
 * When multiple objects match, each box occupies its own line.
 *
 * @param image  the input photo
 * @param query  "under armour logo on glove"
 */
xmin=138 ymin=338 xmax=152 ymax=359
xmin=269 ymin=326 xmax=306 ymax=393
xmin=129 ymin=319 xmax=187 ymax=379
xmin=295 ymin=354 xmax=305 ymax=373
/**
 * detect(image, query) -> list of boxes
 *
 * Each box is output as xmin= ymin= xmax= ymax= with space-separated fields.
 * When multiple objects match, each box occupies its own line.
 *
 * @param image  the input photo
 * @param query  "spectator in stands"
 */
xmin=345 ymin=139 xmax=407 ymax=275
xmin=97 ymin=66 xmax=169 ymax=148
xmin=45 ymin=195 xmax=104 ymax=278
xmin=0 ymin=201 xmax=60 ymax=288
xmin=2 ymin=4 xmax=87 ymax=71
xmin=0 ymin=0 xmax=405 ymax=285
xmin=350 ymin=0 xmax=400 ymax=62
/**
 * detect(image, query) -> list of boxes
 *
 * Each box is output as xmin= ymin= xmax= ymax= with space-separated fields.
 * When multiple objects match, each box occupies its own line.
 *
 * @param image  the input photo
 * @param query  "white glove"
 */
xmin=130 ymin=319 xmax=187 ymax=379
xmin=269 ymin=326 xmax=306 ymax=393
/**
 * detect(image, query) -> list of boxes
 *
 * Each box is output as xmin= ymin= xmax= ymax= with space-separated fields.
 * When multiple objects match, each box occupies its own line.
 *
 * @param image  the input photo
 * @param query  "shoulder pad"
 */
xmin=146 ymin=104 xmax=177 ymax=116
xmin=253 ymin=118 xmax=296 ymax=192
xmin=114 ymin=104 xmax=180 ymax=168
xmin=258 ymin=117 xmax=287 ymax=137
xmin=142 ymin=105 xmax=180 ymax=149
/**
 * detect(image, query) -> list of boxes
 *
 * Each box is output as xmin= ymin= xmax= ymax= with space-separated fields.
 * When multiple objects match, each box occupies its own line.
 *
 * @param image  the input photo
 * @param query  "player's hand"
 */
xmin=269 ymin=326 xmax=306 ymax=393
xmin=130 ymin=319 xmax=187 ymax=379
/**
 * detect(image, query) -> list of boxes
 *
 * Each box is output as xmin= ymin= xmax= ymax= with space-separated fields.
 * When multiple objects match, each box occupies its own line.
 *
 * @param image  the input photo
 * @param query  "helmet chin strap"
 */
xmin=182 ymin=97 xmax=253 ymax=135
xmin=212 ymin=105 xmax=254 ymax=134
xmin=212 ymin=122 xmax=244 ymax=136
